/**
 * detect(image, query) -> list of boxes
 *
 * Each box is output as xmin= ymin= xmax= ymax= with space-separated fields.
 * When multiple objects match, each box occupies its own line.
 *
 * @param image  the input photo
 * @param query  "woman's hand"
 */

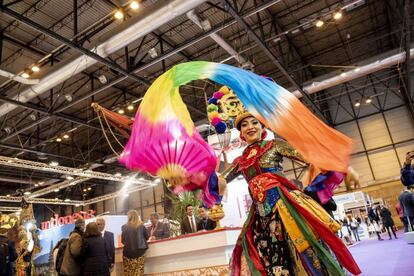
xmin=345 ymin=166 xmax=360 ymax=191
xmin=218 ymin=176 xmax=227 ymax=195
xmin=167 ymin=176 xmax=189 ymax=187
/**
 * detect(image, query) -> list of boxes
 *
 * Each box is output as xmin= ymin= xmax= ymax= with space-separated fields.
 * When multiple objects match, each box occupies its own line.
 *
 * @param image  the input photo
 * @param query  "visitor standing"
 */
xmin=0 ymin=228 xmax=17 ymax=276
xmin=180 ymin=205 xmax=199 ymax=235
xmin=147 ymin=213 xmax=169 ymax=241
xmin=197 ymin=206 xmax=216 ymax=231
xmin=121 ymin=210 xmax=148 ymax=276
xmin=96 ymin=218 xmax=115 ymax=270
xmin=399 ymin=185 xmax=414 ymax=232
xmin=80 ymin=222 xmax=110 ymax=276
xmin=368 ymin=207 xmax=383 ymax=241
xmin=349 ymin=216 xmax=361 ymax=242
xmin=60 ymin=218 xmax=85 ymax=276
xmin=401 ymin=152 xmax=414 ymax=186
xmin=380 ymin=206 xmax=397 ymax=239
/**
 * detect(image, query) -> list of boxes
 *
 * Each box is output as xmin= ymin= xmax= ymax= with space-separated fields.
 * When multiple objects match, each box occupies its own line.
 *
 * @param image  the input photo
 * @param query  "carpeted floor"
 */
xmin=348 ymin=231 xmax=414 ymax=276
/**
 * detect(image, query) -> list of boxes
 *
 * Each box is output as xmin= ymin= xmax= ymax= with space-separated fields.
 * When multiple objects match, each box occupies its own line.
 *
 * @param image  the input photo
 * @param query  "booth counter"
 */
xmin=113 ymin=227 xmax=241 ymax=276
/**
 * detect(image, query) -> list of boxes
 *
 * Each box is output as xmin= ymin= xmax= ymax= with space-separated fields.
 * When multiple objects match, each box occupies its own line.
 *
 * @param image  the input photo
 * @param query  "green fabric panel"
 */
xmin=277 ymin=187 xmax=344 ymax=276
xmin=241 ymin=207 xmax=262 ymax=276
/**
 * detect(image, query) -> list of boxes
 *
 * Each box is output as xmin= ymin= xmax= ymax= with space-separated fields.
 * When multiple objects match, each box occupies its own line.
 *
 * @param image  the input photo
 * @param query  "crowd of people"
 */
xmin=0 ymin=146 xmax=412 ymax=276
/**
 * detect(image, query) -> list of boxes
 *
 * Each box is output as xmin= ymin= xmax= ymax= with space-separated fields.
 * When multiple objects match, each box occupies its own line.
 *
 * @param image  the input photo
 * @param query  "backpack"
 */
xmin=55 ymin=238 xmax=68 ymax=273
xmin=0 ymin=238 xmax=10 ymax=274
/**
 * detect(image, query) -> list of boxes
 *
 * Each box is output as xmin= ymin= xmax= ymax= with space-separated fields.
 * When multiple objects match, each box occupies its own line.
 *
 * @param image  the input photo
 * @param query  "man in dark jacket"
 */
xmin=401 ymin=152 xmax=414 ymax=186
xmin=197 ymin=206 xmax=216 ymax=231
xmin=380 ymin=206 xmax=397 ymax=239
xmin=399 ymin=185 xmax=414 ymax=232
xmin=181 ymin=205 xmax=200 ymax=235
xmin=96 ymin=218 xmax=115 ymax=270
xmin=147 ymin=213 xmax=169 ymax=241
xmin=0 ymin=228 xmax=17 ymax=276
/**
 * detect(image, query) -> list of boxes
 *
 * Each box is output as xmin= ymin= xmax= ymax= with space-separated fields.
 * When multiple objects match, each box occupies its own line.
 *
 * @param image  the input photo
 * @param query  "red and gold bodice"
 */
xmin=222 ymin=139 xmax=305 ymax=216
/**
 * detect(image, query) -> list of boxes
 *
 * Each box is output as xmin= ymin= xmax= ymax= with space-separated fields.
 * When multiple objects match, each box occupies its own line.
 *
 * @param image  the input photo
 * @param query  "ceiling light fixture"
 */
xmin=66 ymin=176 xmax=74 ymax=180
xmin=24 ymin=191 xmax=31 ymax=195
xmin=130 ymin=1 xmax=139 ymax=10
xmin=365 ymin=97 xmax=372 ymax=104
xmin=21 ymin=72 xmax=30 ymax=79
xmin=148 ymin=48 xmax=158 ymax=58
xmin=340 ymin=72 xmax=347 ymax=77
xmin=315 ymin=19 xmax=324 ymax=28
xmin=354 ymin=100 xmax=361 ymax=107
xmin=50 ymin=161 xmax=59 ymax=167
xmin=87 ymin=187 xmax=92 ymax=191
xmin=31 ymin=65 xmax=40 ymax=72
xmin=333 ymin=12 xmax=342 ymax=20
xmin=56 ymin=137 xmax=62 ymax=142
xmin=64 ymin=94 xmax=73 ymax=102
xmin=118 ymin=109 xmax=125 ymax=114
xmin=127 ymin=104 xmax=134 ymax=110
xmin=114 ymin=10 xmax=124 ymax=20
xmin=63 ymin=134 xmax=70 ymax=139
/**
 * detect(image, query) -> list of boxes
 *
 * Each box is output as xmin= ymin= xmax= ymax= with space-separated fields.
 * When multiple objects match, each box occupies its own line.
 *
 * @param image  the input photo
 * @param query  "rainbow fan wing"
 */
xmin=119 ymin=69 xmax=217 ymax=190
xmin=120 ymin=61 xmax=353 ymax=189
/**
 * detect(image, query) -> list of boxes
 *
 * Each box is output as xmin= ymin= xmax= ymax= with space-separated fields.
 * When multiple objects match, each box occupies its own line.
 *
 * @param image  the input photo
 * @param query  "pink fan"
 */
xmin=119 ymin=116 xmax=217 ymax=192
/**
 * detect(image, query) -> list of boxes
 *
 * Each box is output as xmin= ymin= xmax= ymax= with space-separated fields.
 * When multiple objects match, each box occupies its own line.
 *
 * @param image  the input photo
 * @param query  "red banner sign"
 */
xmin=41 ymin=210 xmax=96 ymax=230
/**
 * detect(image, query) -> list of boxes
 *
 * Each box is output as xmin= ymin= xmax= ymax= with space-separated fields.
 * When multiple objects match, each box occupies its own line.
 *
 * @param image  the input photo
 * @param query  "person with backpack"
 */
xmin=54 ymin=238 xmax=68 ymax=276
xmin=60 ymin=218 xmax=85 ymax=276
xmin=0 ymin=228 xmax=17 ymax=276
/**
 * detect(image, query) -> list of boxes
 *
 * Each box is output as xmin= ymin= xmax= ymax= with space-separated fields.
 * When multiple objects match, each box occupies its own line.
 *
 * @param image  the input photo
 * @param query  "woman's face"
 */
xmin=240 ymin=116 xmax=263 ymax=144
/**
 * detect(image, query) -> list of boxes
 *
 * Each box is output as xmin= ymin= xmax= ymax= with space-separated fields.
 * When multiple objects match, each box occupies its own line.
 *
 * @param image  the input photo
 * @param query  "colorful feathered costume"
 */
xmin=117 ymin=61 xmax=360 ymax=275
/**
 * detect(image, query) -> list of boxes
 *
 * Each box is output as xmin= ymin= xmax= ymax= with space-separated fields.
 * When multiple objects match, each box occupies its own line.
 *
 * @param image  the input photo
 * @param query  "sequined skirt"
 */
xmin=123 ymin=255 xmax=145 ymax=276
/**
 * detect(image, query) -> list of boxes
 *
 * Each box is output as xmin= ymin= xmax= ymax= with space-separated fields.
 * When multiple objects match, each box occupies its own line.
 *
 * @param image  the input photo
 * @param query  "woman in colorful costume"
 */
xmin=114 ymin=61 xmax=361 ymax=275
xmin=221 ymin=112 xmax=360 ymax=276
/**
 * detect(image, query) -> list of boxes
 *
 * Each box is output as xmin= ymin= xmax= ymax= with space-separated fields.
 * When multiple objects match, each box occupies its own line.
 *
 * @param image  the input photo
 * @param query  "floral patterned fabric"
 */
xmin=123 ymin=255 xmax=145 ymax=276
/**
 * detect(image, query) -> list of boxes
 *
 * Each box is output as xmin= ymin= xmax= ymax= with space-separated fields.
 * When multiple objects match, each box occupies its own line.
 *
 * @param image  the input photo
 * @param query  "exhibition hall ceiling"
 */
xmin=0 ymin=0 xmax=411 ymax=201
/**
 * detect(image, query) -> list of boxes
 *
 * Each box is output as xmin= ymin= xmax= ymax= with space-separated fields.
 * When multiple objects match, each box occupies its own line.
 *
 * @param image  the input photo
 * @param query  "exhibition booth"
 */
xmin=33 ymin=175 xmax=251 ymax=275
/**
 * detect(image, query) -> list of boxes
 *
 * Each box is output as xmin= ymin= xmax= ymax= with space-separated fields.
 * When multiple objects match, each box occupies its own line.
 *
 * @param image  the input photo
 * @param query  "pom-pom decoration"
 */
xmin=207 ymin=104 xmax=218 ymax=113
xmin=208 ymin=111 xmax=220 ymax=121
xmin=215 ymin=121 xmax=227 ymax=134
xmin=208 ymin=97 xmax=218 ymax=105
xmin=219 ymin=86 xmax=230 ymax=94
xmin=211 ymin=117 xmax=222 ymax=127
xmin=213 ymin=91 xmax=224 ymax=99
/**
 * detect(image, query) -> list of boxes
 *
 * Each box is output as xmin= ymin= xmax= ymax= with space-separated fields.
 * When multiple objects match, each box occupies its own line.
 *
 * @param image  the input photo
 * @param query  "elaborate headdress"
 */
xmin=207 ymin=86 xmax=245 ymax=133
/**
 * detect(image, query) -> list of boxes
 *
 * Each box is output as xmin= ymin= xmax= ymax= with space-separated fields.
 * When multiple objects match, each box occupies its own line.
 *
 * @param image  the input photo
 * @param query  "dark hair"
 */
xmin=408 ymin=185 xmax=414 ymax=190
xmin=198 ymin=205 xmax=206 ymax=210
xmin=84 ymin=222 xmax=101 ymax=238
xmin=150 ymin=213 xmax=159 ymax=219
xmin=185 ymin=204 xmax=193 ymax=211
